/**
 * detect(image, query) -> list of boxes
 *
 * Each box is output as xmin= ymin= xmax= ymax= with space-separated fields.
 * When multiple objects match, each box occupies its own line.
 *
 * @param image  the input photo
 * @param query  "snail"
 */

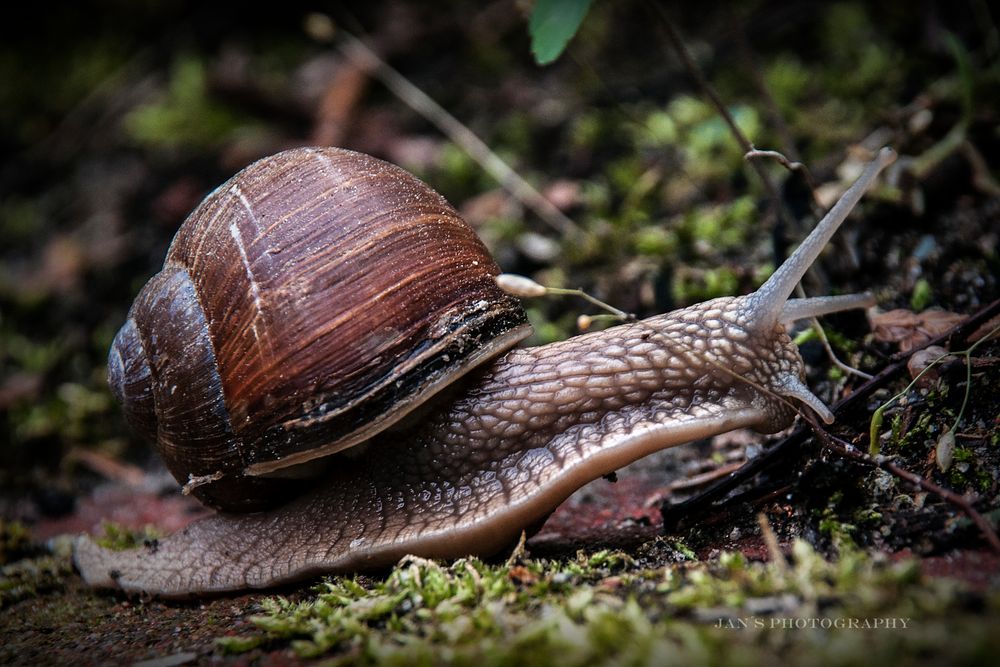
xmin=74 ymin=145 xmax=896 ymax=596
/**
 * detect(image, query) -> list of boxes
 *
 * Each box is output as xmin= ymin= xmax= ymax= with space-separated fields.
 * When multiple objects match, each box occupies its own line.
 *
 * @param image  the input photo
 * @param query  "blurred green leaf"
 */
xmin=529 ymin=0 xmax=594 ymax=65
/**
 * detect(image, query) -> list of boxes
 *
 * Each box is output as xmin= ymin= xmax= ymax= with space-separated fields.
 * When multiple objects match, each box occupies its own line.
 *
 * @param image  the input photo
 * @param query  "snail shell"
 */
xmin=108 ymin=147 xmax=530 ymax=510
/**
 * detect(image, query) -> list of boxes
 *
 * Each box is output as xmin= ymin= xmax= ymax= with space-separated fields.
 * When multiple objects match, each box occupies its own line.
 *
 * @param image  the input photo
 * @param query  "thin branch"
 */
xmin=657 ymin=14 xmax=792 ymax=236
xmin=793 ymin=283 xmax=873 ymax=380
xmin=339 ymin=32 xmax=581 ymax=236
xmin=960 ymin=140 xmax=1000 ymax=197
xmin=745 ymin=149 xmax=820 ymax=197
xmin=802 ymin=412 xmax=1000 ymax=556
xmin=735 ymin=27 xmax=801 ymax=163
xmin=757 ymin=512 xmax=790 ymax=573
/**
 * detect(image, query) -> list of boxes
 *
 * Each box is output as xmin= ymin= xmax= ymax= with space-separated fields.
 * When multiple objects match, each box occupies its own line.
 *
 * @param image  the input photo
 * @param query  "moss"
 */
xmin=0 ymin=555 xmax=73 ymax=609
xmin=2 ymin=332 xmax=63 ymax=374
xmin=853 ymin=508 xmax=883 ymax=526
xmin=818 ymin=515 xmax=858 ymax=545
xmin=821 ymin=4 xmax=903 ymax=99
xmin=0 ymin=520 xmax=32 ymax=565
xmin=670 ymin=195 xmax=757 ymax=256
xmin=633 ymin=225 xmax=678 ymax=257
xmin=764 ymin=55 xmax=812 ymax=113
xmin=428 ymin=142 xmax=491 ymax=199
xmin=669 ymin=541 xmax=698 ymax=562
xmin=946 ymin=446 xmax=990 ymax=491
xmin=214 ymin=542 xmax=999 ymax=664
xmin=525 ymin=306 xmax=577 ymax=345
xmin=583 ymin=549 xmax=634 ymax=570
xmin=568 ymin=111 xmax=607 ymax=153
xmin=491 ymin=113 xmax=534 ymax=159
xmin=92 ymin=522 xmax=163 ymax=551
xmin=885 ymin=410 xmax=935 ymax=454
xmin=672 ymin=266 xmax=740 ymax=304
xmin=816 ymin=492 xmax=860 ymax=549
xmin=4 ymin=375 xmax=116 ymax=452
xmin=664 ymin=97 xmax=762 ymax=180
xmin=0 ymin=197 xmax=44 ymax=246
xmin=633 ymin=110 xmax=678 ymax=149
xmin=215 ymin=634 xmax=264 ymax=654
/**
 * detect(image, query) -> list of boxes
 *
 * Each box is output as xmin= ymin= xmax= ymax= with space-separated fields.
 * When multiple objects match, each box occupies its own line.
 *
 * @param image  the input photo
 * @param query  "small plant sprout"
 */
xmin=495 ymin=273 xmax=634 ymax=328
xmin=869 ymin=321 xmax=1000 ymax=458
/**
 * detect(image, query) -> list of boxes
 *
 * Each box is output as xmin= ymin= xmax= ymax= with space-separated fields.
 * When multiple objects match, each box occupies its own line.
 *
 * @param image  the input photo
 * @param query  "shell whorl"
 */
xmin=109 ymin=266 xmax=293 ymax=510
xmin=108 ymin=147 xmax=529 ymax=510
xmin=107 ymin=318 xmax=155 ymax=445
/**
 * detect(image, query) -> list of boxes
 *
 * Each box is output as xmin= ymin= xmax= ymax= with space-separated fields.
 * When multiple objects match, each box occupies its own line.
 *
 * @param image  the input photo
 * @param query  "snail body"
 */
xmin=75 ymin=146 xmax=896 ymax=596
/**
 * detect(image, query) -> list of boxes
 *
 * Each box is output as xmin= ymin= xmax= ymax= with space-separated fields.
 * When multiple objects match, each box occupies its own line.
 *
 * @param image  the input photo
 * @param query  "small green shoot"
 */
xmin=910 ymin=279 xmax=933 ymax=311
xmin=869 ymin=321 xmax=1000 ymax=456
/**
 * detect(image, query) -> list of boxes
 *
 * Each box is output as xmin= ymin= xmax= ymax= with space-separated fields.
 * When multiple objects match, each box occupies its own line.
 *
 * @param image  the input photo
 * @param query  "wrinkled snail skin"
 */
xmin=74 ymin=148 xmax=896 ymax=597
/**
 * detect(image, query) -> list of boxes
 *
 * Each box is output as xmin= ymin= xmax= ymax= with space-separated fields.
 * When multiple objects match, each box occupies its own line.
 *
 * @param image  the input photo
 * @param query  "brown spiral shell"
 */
xmin=108 ymin=147 xmax=530 ymax=511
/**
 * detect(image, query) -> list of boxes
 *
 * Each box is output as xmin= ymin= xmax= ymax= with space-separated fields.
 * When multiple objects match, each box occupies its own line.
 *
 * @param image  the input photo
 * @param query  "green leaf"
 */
xmin=529 ymin=0 xmax=594 ymax=65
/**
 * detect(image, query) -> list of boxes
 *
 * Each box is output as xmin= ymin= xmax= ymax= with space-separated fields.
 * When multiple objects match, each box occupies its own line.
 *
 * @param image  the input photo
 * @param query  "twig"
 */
xmin=647 ymin=461 xmax=745 ymax=501
xmin=656 ymin=14 xmax=792 ymax=237
xmin=339 ymin=32 xmax=581 ymax=236
xmin=820 ymin=296 xmax=1000 ymax=421
xmin=802 ymin=412 xmax=1000 ymax=556
xmin=66 ymin=447 xmax=147 ymax=488
xmin=735 ymin=27 xmax=801 ymax=163
xmin=505 ymin=530 xmax=528 ymax=567
xmin=960 ymin=140 xmax=1000 ymax=197
xmin=745 ymin=149 xmax=820 ymax=197
xmin=792 ymin=282 xmax=873 ymax=381
xmin=744 ymin=149 xmax=804 ymax=172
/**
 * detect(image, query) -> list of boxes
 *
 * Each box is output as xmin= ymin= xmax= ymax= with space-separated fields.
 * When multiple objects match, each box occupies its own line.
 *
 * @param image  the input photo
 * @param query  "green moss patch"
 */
xmin=217 ymin=542 xmax=999 ymax=665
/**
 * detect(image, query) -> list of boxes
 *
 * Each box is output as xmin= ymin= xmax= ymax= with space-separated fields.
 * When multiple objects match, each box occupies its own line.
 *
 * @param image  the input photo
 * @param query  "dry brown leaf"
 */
xmin=870 ymin=308 xmax=966 ymax=351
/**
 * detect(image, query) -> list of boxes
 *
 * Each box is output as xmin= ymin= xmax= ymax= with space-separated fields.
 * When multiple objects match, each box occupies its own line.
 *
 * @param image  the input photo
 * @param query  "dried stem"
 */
xmin=339 ymin=32 xmax=581 ymax=236
xmin=793 ymin=284 xmax=873 ymax=381
xmin=745 ymin=149 xmax=820 ymax=198
xmin=757 ymin=512 xmax=790 ymax=573
xmin=735 ymin=28 xmax=801 ymax=163
xmin=656 ymin=14 xmax=791 ymax=235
